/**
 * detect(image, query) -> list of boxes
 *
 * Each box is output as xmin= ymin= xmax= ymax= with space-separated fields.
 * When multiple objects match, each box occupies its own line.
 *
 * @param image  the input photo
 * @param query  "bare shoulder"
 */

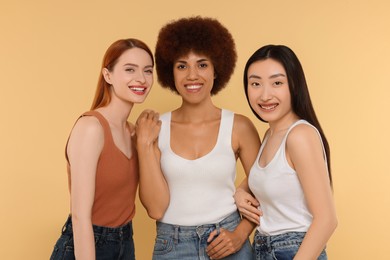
xmin=70 ymin=115 xmax=103 ymax=140
xmin=232 ymin=113 xmax=260 ymax=148
xmin=287 ymin=123 xmax=322 ymax=153
xmin=233 ymin=113 xmax=257 ymax=133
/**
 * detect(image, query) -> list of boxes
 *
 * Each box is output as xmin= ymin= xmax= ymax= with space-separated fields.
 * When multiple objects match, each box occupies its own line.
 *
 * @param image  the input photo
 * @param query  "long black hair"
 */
xmin=243 ymin=45 xmax=332 ymax=185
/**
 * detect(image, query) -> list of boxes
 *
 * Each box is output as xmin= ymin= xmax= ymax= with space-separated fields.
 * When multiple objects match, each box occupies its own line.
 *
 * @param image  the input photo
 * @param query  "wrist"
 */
xmin=136 ymin=140 xmax=155 ymax=153
xmin=235 ymin=221 xmax=253 ymax=241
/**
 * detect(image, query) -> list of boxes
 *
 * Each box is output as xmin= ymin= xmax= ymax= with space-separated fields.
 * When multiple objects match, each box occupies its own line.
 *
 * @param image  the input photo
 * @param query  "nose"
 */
xmin=186 ymin=66 xmax=199 ymax=80
xmin=260 ymin=85 xmax=272 ymax=101
xmin=135 ymin=70 xmax=146 ymax=84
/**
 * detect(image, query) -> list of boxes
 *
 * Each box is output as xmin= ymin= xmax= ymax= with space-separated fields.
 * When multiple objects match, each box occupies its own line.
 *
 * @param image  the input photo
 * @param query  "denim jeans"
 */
xmin=50 ymin=216 xmax=135 ymax=260
xmin=152 ymin=211 xmax=254 ymax=260
xmin=253 ymin=231 xmax=327 ymax=260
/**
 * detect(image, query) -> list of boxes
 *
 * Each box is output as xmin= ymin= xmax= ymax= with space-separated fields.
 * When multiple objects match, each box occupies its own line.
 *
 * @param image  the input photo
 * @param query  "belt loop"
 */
xmin=215 ymin=223 xmax=221 ymax=236
xmin=174 ymin=226 xmax=179 ymax=245
xmin=267 ymin=236 xmax=272 ymax=253
xmin=61 ymin=215 xmax=72 ymax=234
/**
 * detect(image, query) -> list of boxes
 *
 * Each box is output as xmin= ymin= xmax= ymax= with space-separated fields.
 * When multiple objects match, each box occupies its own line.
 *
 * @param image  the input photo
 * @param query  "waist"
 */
xmin=254 ymin=231 xmax=307 ymax=247
xmin=160 ymin=188 xmax=236 ymax=225
xmin=156 ymin=211 xmax=241 ymax=238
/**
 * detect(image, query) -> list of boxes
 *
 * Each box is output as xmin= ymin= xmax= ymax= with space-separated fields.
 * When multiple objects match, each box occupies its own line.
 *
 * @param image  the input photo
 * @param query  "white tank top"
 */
xmin=248 ymin=120 xmax=327 ymax=235
xmin=158 ymin=109 xmax=237 ymax=225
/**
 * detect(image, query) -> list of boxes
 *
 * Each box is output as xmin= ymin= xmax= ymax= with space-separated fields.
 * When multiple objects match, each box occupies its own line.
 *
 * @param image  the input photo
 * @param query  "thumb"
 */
xmin=207 ymin=230 xmax=218 ymax=243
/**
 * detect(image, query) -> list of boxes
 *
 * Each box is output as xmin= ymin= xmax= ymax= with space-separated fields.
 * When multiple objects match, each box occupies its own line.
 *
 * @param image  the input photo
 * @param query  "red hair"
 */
xmin=91 ymin=38 xmax=154 ymax=109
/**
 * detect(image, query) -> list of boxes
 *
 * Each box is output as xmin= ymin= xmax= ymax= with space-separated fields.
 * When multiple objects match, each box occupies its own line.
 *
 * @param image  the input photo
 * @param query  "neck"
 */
xmin=268 ymin=113 xmax=300 ymax=136
xmin=174 ymin=100 xmax=219 ymax=123
xmin=96 ymin=101 xmax=133 ymax=128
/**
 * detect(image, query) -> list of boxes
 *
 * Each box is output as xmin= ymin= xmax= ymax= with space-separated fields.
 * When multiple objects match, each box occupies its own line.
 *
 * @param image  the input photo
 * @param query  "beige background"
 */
xmin=1 ymin=0 xmax=389 ymax=259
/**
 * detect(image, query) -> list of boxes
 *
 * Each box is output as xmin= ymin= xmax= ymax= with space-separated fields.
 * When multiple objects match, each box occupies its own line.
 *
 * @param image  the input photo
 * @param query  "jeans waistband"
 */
xmin=62 ymin=215 xmax=133 ymax=238
xmin=254 ymin=230 xmax=306 ymax=248
xmin=156 ymin=211 xmax=240 ymax=240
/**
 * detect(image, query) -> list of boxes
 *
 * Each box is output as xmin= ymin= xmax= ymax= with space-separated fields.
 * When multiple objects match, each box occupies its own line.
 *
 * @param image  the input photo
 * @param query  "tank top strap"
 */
xmin=81 ymin=111 xmax=114 ymax=145
xmin=281 ymin=119 xmax=328 ymax=170
xmin=217 ymin=109 xmax=234 ymax=145
xmin=282 ymin=120 xmax=307 ymax=143
xmin=158 ymin=112 xmax=171 ymax=149
xmin=65 ymin=111 xmax=114 ymax=161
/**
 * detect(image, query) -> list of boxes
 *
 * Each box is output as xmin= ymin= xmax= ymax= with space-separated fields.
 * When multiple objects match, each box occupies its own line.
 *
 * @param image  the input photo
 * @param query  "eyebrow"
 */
xmin=175 ymin=58 xmax=210 ymax=63
xmin=248 ymin=73 xmax=286 ymax=79
xmin=123 ymin=63 xmax=153 ymax=68
xmin=123 ymin=63 xmax=138 ymax=67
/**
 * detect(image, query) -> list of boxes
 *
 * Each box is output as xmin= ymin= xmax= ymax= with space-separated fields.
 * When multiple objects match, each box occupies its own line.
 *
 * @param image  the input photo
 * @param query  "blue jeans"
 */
xmin=152 ymin=211 xmax=254 ymax=260
xmin=50 ymin=216 xmax=135 ymax=260
xmin=253 ymin=231 xmax=327 ymax=260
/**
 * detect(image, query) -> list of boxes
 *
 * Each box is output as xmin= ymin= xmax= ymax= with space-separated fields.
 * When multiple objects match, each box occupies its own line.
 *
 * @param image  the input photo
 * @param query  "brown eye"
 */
xmin=274 ymin=81 xmax=283 ymax=86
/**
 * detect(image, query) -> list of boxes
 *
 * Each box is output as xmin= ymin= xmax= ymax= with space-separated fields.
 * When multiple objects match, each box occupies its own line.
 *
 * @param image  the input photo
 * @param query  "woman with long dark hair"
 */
xmin=235 ymin=45 xmax=337 ymax=259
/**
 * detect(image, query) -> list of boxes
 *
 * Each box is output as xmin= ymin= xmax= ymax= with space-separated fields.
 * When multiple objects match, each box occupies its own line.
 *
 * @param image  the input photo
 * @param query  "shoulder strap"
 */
xmin=283 ymin=120 xmax=328 ymax=170
xmin=158 ymin=112 xmax=171 ymax=149
xmin=214 ymin=109 xmax=234 ymax=150
xmin=65 ymin=110 xmax=112 ymax=161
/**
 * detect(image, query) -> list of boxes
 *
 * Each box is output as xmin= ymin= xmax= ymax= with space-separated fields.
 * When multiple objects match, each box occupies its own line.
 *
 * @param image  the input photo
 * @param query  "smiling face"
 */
xmin=103 ymin=47 xmax=154 ymax=105
xmin=173 ymin=51 xmax=215 ymax=104
xmin=247 ymin=58 xmax=294 ymax=124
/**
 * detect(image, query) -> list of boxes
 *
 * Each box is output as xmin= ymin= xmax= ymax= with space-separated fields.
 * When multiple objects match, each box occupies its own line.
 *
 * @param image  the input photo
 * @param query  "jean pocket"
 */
xmin=50 ymin=239 xmax=75 ymax=260
xmin=153 ymin=237 xmax=173 ymax=256
xmin=273 ymin=243 xmax=300 ymax=260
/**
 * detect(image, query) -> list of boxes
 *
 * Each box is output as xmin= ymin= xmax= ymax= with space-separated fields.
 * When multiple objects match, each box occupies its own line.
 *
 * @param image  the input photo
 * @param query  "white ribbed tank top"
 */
xmin=249 ymin=120 xmax=327 ymax=235
xmin=158 ymin=109 xmax=237 ymax=225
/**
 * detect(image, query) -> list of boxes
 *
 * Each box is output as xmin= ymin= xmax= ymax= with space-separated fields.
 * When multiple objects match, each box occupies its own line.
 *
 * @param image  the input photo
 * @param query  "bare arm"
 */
xmin=136 ymin=110 xmax=170 ymax=220
xmin=207 ymin=114 xmax=261 ymax=259
xmin=67 ymin=116 xmax=104 ymax=260
xmin=287 ymin=125 xmax=338 ymax=260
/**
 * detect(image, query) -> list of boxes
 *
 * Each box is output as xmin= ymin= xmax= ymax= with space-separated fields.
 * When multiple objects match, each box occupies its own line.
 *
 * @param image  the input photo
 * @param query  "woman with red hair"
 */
xmin=50 ymin=38 xmax=154 ymax=260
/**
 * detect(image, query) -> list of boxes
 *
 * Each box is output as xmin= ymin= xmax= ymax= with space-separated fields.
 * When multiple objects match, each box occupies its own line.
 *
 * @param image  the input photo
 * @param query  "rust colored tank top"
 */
xmin=66 ymin=111 xmax=139 ymax=227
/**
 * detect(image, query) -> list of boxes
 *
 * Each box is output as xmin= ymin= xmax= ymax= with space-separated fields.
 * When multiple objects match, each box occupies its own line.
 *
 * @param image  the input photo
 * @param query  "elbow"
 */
xmin=139 ymin=192 xmax=169 ymax=221
xmin=330 ymin=215 xmax=338 ymax=232
xmin=322 ymin=214 xmax=338 ymax=234
xmin=147 ymin=209 xmax=165 ymax=221
xmin=327 ymin=209 xmax=338 ymax=232
xmin=140 ymin=199 xmax=167 ymax=220
xmin=312 ymin=212 xmax=338 ymax=234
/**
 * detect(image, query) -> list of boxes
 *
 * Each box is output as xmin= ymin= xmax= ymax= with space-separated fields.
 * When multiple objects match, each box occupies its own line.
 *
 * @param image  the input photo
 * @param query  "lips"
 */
xmin=259 ymin=103 xmax=278 ymax=111
xmin=185 ymin=84 xmax=202 ymax=91
xmin=129 ymin=86 xmax=147 ymax=95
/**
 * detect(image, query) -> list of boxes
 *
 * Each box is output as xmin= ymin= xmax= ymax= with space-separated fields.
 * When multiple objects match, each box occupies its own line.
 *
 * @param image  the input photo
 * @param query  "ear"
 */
xmin=102 ymin=68 xmax=112 ymax=84
xmin=214 ymin=73 xmax=217 ymax=79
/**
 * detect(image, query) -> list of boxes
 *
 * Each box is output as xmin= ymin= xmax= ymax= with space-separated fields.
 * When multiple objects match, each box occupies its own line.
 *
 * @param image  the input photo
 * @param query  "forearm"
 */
xmin=233 ymin=217 xmax=257 ymax=245
xmin=294 ymin=215 xmax=338 ymax=260
xmin=236 ymin=177 xmax=251 ymax=192
xmin=139 ymin=175 xmax=170 ymax=220
xmin=137 ymin=144 xmax=169 ymax=219
xmin=72 ymin=215 xmax=95 ymax=260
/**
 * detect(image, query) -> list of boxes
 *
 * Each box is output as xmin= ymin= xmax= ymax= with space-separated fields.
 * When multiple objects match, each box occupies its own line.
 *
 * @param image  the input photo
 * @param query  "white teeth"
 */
xmin=186 ymin=85 xmax=201 ymax=90
xmin=130 ymin=87 xmax=145 ymax=92
xmin=261 ymin=104 xmax=277 ymax=110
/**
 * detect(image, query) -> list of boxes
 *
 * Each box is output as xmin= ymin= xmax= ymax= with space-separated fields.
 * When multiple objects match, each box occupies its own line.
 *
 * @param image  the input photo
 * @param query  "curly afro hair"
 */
xmin=155 ymin=16 xmax=237 ymax=95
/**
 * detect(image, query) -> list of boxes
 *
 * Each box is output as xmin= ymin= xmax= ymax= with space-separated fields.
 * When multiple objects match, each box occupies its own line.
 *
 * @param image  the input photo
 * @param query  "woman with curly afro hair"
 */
xmin=136 ymin=16 xmax=261 ymax=259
